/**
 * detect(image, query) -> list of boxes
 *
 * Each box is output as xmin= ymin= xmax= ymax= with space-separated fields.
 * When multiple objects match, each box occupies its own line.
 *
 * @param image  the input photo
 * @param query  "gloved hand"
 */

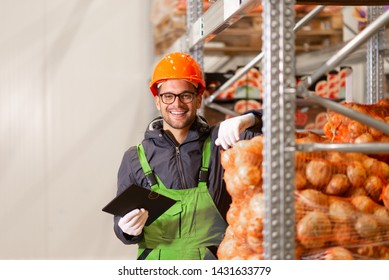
xmin=215 ymin=113 xmax=255 ymax=150
xmin=118 ymin=208 xmax=149 ymax=236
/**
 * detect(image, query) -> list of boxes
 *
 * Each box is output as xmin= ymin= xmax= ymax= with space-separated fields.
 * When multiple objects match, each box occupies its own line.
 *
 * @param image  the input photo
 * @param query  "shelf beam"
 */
xmin=204 ymin=5 xmax=325 ymax=105
xmin=296 ymin=0 xmax=389 ymax=5
xmin=189 ymin=0 xmax=262 ymax=50
xmin=298 ymin=9 xmax=389 ymax=88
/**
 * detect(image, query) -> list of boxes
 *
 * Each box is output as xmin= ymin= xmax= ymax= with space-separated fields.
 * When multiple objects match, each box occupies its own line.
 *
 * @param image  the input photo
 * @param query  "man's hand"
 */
xmin=215 ymin=113 xmax=255 ymax=150
xmin=118 ymin=208 xmax=149 ymax=236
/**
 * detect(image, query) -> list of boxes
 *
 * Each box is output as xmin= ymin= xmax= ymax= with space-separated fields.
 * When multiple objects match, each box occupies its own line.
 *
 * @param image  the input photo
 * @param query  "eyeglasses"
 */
xmin=159 ymin=92 xmax=196 ymax=104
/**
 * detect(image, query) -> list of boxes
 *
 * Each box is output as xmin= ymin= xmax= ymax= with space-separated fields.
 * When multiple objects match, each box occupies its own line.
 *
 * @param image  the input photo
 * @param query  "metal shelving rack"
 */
xmin=167 ymin=0 xmax=389 ymax=259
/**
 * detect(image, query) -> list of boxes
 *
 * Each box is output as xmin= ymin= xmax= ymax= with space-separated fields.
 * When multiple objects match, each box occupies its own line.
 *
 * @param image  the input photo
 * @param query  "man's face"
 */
xmin=155 ymin=79 xmax=202 ymax=131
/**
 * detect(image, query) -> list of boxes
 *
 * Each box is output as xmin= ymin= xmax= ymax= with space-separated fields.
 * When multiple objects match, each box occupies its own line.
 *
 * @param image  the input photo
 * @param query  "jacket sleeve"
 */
xmin=113 ymin=147 xmax=143 ymax=245
xmin=243 ymin=109 xmax=263 ymax=134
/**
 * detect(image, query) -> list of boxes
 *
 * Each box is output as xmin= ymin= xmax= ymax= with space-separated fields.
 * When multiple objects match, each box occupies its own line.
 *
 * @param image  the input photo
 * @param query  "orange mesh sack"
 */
xmin=218 ymin=132 xmax=389 ymax=260
xmin=323 ymin=100 xmax=389 ymax=143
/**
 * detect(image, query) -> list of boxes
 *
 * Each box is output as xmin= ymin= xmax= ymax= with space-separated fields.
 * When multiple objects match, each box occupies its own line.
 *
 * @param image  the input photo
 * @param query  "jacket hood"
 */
xmin=144 ymin=115 xmax=210 ymax=142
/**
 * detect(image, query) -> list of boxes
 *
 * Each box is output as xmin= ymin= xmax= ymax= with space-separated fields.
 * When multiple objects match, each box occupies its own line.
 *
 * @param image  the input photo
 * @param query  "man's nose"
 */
xmin=172 ymin=95 xmax=184 ymax=105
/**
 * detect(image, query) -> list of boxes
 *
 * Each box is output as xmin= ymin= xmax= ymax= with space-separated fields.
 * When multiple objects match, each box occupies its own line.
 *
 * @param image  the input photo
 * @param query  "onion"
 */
xmin=220 ymin=148 xmax=235 ymax=169
xmin=382 ymin=184 xmax=389 ymax=211
xmin=345 ymin=186 xmax=367 ymax=197
xmin=348 ymin=120 xmax=366 ymax=139
xmin=224 ymin=170 xmax=249 ymax=199
xmin=249 ymin=192 xmax=265 ymax=220
xmin=217 ymin=227 xmax=256 ymax=260
xmin=379 ymin=161 xmax=389 ymax=179
xmin=324 ymin=174 xmax=350 ymax=195
xmin=295 ymin=171 xmax=308 ymax=190
xmin=374 ymin=206 xmax=389 ymax=228
xmin=296 ymin=211 xmax=332 ymax=249
xmin=331 ymin=224 xmax=356 ymax=246
xmin=328 ymin=199 xmax=356 ymax=223
xmin=232 ymin=205 xmax=250 ymax=240
xmin=247 ymin=219 xmax=263 ymax=253
xmin=345 ymin=153 xmax=367 ymax=162
xmin=347 ymin=161 xmax=367 ymax=188
xmin=294 ymin=198 xmax=306 ymax=222
xmin=237 ymin=165 xmax=261 ymax=186
xmin=364 ymin=175 xmax=384 ymax=203
xmin=297 ymin=189 xmax=329 ymax=212
xmin=306 ymin=160 xmax=332 ymax=188
xmin=368 ymin=116 xmax=384 ymax=139
xmin=351 ymin=195 xmax=378 ymax=214
xmin=323 ymin=246 xmax=354 ymax=260
xmin=354 ymin=132 xmax=374 ymax=143
xmin=226 ymin=202 xmax=240 ymax=226
xmin=354 ymin=214 xmax=379 ymax=240
xmin=362 ymin=157 xmax=379 ymax=173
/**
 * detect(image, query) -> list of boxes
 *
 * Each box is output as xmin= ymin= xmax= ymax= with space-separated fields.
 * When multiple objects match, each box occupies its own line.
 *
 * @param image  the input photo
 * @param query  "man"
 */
xmin=114 ymin=52 xmax=262 ymax=260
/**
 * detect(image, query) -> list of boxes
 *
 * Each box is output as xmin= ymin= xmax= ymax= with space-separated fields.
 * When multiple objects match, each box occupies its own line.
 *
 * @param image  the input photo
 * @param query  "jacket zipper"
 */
xmin=175 ymin=146 xmax=187 ymax=188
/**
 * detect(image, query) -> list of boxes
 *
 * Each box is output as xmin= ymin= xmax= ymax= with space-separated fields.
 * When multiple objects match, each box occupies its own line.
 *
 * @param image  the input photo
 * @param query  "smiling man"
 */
xmin=113 ymin=52 xmax=263 ymax=260
xmin=156 ymin=79 xmax=201 ymax=144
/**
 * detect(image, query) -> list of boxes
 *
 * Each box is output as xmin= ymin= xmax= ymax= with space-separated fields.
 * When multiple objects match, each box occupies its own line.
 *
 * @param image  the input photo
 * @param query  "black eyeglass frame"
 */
xmin=158 ymin=92 xmax=197 ymax=104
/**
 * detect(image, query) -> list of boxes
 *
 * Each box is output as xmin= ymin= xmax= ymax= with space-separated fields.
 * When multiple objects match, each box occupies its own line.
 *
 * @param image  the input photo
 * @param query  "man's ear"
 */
xmin=196 ymin=94 xmax=203 ymax=109
xmin=154 ymin=95 xmax=161 ymax=111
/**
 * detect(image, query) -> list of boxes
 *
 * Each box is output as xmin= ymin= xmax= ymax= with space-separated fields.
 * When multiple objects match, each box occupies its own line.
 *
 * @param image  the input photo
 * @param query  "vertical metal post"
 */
xmin=366 ymin=6 xmax=385 ymax=104
xmin=187 ymin=0 xmax=204 ymax=70
xmin=262 ymin=0 xmax=296 ymax=260
xmin=187 ymin=0 xmax=204 ymax=116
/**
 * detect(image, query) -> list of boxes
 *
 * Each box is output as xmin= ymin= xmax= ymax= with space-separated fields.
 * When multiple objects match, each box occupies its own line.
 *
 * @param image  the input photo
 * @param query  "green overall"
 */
xmin=136 ymin=137 xmax=227 ymax=260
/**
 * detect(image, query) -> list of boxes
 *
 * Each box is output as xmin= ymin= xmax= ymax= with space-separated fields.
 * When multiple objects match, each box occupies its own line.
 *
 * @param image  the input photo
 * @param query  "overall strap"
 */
xmin=137 ymin=137 xmax=211 ymax=189
xmin=137 ymin=144 xmax=158 ymax=188
xmin=198 ymin=136 xmax=211 ymax=188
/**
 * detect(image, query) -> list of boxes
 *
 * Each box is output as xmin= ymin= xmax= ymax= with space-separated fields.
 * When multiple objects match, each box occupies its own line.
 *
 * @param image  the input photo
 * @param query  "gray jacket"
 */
xmin=114 ymin=113 xmax=262 ymax=244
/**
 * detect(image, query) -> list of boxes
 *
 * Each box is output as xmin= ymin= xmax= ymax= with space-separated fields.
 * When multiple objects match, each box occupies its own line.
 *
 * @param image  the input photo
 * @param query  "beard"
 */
xmin=161 ymin=106 xmax=197 ymax=130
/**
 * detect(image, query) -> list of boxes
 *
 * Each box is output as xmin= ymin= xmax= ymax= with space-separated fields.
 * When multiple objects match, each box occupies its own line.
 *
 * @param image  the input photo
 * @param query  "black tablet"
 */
xmin=102 ymin=184 xmax=176 ymax=226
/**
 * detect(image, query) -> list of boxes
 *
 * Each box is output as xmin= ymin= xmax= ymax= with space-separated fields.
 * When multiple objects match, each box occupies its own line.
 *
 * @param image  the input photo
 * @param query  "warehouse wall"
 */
xmin=0 ymin=0 xmax=154 ymax=259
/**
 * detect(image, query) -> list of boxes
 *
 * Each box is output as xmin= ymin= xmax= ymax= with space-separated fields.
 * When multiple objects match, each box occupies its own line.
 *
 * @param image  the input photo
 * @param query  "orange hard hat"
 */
xmin=149 ymin=52 xmax=205 ymax=96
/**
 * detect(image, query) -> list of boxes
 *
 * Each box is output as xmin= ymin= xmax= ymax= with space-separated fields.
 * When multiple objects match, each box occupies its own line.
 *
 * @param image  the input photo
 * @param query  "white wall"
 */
xmin=0 ymin=0 xmax=155 ymax=259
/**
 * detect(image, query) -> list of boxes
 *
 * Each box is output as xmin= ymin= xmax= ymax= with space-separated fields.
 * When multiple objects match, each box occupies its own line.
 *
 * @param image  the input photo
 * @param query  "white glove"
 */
xmin=215 ymin=113 xmax=255 ymax=150
xmin=118 ymin=208 xmax=149 ymax=236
